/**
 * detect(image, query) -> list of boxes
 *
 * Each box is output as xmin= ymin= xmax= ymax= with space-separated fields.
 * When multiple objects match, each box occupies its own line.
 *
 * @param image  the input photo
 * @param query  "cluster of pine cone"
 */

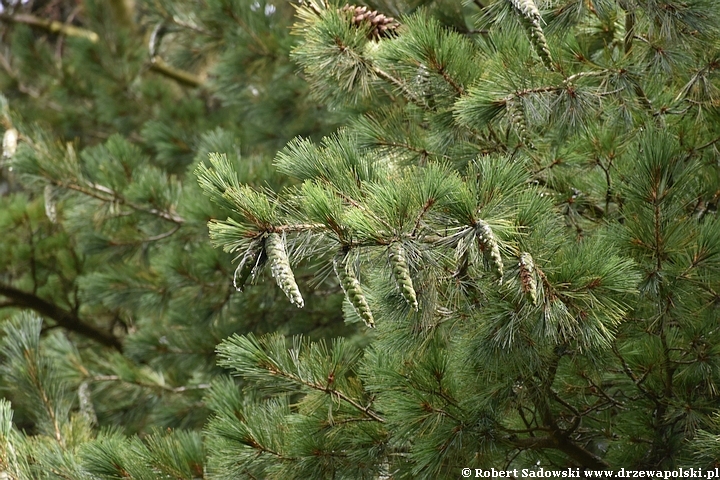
xmin=341 ymin=4 xmax=399 ymax=39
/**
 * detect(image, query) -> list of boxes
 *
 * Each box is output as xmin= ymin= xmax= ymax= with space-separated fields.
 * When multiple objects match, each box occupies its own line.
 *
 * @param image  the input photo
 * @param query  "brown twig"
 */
xmin=0 ymin=13 xmax=99 ymax=42
xmin=264 ymin=364 xmax=385 ymax=423
xmin=92 ymin=375 xmax=210 ymax=393
xmin=149 ymin=56 xmax=204 ymax=88
xmin=59 ymin=180 xmax=185 ymax=224
xmin=0 ymin=282 xmax=122 ymax=351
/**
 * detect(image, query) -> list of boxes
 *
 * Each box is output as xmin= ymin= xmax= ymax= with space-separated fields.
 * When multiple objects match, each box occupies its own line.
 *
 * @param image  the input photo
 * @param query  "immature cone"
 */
xmin=476 ymin=220 xmax=504 ymax=283
xmin=2 ymin=128 xmax=18 ymax=159
xmin=341 ymin=4 xmax=399 ymax=39
xmin=233 ymin=239 xmax=264 ymax=292
xmin=388 ymin=242 xmax=418 ymax=311
xmin=334 ymin=250 xmax=375 ymax=328
xmin=518 ymin=252 xmax=538 ymax=305
xmin=508 ymin=0 xmax=554 ymax=71
xmin=266 ymin=233 xmax=304 ymax=308
xmin=44 ymin=184 xmax=58 ymax=224
xmin=506 ymin=97 xmax=533 ymax=148
xmin=414 ymin=64 xmax=432 ymax=101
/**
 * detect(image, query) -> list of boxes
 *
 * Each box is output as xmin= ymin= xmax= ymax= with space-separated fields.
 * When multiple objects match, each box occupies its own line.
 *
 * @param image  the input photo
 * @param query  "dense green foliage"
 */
xmin=0 ymin=0 xmax=351 ymax=475
xmin=1 ymin=0 xmax=720 ymax=478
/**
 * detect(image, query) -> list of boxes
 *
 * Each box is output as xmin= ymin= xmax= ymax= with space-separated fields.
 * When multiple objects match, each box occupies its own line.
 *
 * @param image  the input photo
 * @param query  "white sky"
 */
xmin=0 ymin=0 xmax=31 ymax=13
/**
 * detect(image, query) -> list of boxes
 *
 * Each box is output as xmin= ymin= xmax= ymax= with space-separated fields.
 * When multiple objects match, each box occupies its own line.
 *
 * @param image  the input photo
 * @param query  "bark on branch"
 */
xmin=149 ymin=56 xmax=204 ymax=88
xmin=0 ymin=13 xmax=203 ymax=88
xmin=506 ymin=434 xmax=610 ymax=469
xmin=0 ymin=13 xmax=99 ymax=42
xmin=0 ymin=282 xmax=122 ymax=351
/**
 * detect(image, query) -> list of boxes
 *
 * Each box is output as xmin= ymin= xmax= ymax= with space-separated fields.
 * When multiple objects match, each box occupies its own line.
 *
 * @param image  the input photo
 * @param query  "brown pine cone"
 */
xmin=341 ymin=4 xmax=399 ymax=39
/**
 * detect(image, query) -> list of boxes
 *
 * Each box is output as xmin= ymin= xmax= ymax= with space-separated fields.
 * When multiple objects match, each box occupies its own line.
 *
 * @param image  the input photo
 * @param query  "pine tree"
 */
xmin=199 ymin=0 xmax=720 ymax=474
xmin=1 ymin=0 xmax=720 ymax=478
xmin=0 ymin=0 xmax=351 ymax=475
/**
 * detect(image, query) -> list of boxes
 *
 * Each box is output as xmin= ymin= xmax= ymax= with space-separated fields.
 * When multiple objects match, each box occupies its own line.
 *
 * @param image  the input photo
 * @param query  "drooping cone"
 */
xmin=44 ymin=184 xmax=58 ymax=224
xmin=388 ymin=242 xmax=419 ymax=311
xmin=334 ymin=250 xmax=375 ymax=327
xmin=341 ymin=4 xmax=399 ymax=39
xmin=233 ymin=238 xmax=265 ymax=292
xmin=518 ymin=252 xmax=538 ymax=305
xmin=476 ymin=220 xmax=504 ymax=283
xmin=266 ymin=233 xmax=304 ymax=308
xmin=508 ymin=0 xmax=554 ymax=71
xmin=506 ymin=97 xmax=534 ymax=148
xmin=2 ymin=128 xmax=18 ymax=159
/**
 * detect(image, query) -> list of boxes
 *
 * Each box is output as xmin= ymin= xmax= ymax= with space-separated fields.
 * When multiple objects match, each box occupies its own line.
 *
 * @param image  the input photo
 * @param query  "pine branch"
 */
xmin=372 ymin=66 xmax=430 ymax=109
xmin=58 ymin=180 xmax=185 ymax=224
xmin=241 ymin=437 xmax=293 ymax=461
xmin=91 ymin=375 xmax=210 ymax=394
xmin=26 ymin=363 xmax=63 ymax=444
xmin=149 ymin=56 xmax=204 ymax=88
xmin=0 ymin=282 xmax=122 ymax=351
xmin=502 ymin=70 xmax=611 ymax=103
xmin=270 ymin=223 xmax=325 ymax=233
xmin=167 ymin=17 xmax=219 ymax=39
xmin=579 ymin=373 xmax=625 ymax=410
xmin=370 ymin=140 xmax=442 ymax=161
xmin=514 ymin=356 xmax=613 ymax=469
xmin=611 ymin=345 xmax=659 ymax=407
xmin=100 ymin=224 xmax=182 ymax=246
xmin=507 ymin=409 xmax=612 ymax=468
xmin=0 ymin=13 xmax=99 ymax=42
xmin=411 ymin=198 xmax=436 ymax=236
xmin=696 ymin=135 xmax=720 ymax=151
xmin=554 ymin=436 xmax=610 ymax=469
xmin=0 ymin=13 xmax=204 ymax=89
xmin=435 ymin=65 xmax=464 ymax=96
xmin=507 ymin=434 xmax=610 ymax=469
xmin=263 ymin=363 xmax=385 ymax=422
xmin=505 ymin=435 xmax=556 ymax=449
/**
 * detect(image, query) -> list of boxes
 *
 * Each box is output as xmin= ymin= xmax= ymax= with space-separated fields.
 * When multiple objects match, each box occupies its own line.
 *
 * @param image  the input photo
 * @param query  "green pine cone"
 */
xmin=519 ymin=252 xmax=538 ymax=305
xmin=477 ymin=221 xmax=504 ymax=283
xmin=388 ymin=242 xmax=419 ymax=311
xmin=266 ymin=233 xmax=304 ymax=308
xmin=334 ymin=250 xmax=375 ymax=328
xmin=233 ymin=239 xmax=263 ymax=292
xmin=509 ymin=0 xmax=540 ymax=18
xmin=508 ymin=0 xmax=554 ymax=70
xmin=44 ymin=184 xmax=58 ymax=224
xmin=506 ymin=97 xmax=533 ymax=148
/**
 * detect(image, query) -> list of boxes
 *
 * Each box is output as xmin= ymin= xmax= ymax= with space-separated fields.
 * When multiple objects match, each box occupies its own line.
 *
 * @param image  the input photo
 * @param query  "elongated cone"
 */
xmin=506 ymin=97 xmax=533 ymax=148
xmin=388 ymin=242 xmax=418 ymax=311
xmin=476 ymin=220 xmax=504 ymax=283
xmin=334 ymin=250 xmax=375 ymax=327
xmin=44 ymin=184 xmax=58 ymax=224
xmin=508 ymin=0 xmax=554 ymax=70
xmin=519 ymin=252 xmax=538 ymax=305
xmin=266 ymin=233 xmax=304 ymax=308
xmin=233 ymin=239 xmax=264 ymax=292
xmin=2 ymin=128 xmax=18 ymax=159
